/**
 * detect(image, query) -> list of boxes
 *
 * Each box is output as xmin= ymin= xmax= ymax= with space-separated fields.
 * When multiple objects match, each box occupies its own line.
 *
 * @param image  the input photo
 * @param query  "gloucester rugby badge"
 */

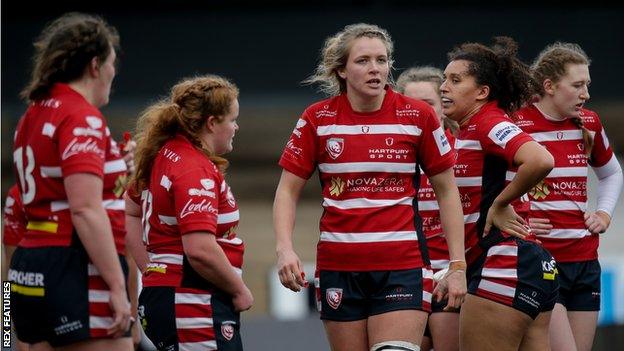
xmin=326 ymin=288 xmax=343 ymax=309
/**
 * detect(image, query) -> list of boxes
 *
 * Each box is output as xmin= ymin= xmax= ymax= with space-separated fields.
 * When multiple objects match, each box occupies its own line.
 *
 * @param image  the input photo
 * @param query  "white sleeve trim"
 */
xmin=593 ymin=155 xmax=623 ymax=217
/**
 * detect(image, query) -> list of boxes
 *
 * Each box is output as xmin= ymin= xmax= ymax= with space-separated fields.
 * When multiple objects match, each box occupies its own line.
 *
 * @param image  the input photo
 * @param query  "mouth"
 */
xmin=574 ymin=102 xmax=584 ymax=111
xmin=366 ymin=78 xmax=382 ymax=88
xmin=441 ymin=96 xmax=453 ymax=108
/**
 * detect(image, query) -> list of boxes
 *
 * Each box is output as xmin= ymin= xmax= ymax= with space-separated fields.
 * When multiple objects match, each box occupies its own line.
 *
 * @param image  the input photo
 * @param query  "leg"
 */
xmin=420 ymin=336 xmax=433 ymax=351
xmin=567 ymin=311 xmax=598 ymax=351
xmin=29 ymin=342 xmax=54 ymax=351
xmin=460 ymin=294 xmax=532 ymax=351
xmin=56 ymin=337 xmax=133 ymax=351
xmin=323 ymin=319 xmax=368 ymax=351
xmin=368 ymin=310 xmax=428 ymax=347
xmin=519 ymin=311 xmax=552 ymax=351
xmin=549 ymin=303 xmax=577 ymax=351
xmin=429 ymin=312 xmax=459 ymax=351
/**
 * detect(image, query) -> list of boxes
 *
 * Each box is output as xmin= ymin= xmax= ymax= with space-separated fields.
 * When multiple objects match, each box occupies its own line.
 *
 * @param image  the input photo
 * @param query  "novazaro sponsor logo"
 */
xmin=529 ymin=180 xmax=550 ymax=200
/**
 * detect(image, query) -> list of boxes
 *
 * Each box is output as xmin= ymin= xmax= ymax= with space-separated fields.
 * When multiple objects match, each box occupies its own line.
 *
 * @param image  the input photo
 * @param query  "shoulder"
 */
xmin=303 ymin=96 xmax=341 ymax=120
xmin=579 ymin=108 xmax=603 ymax=131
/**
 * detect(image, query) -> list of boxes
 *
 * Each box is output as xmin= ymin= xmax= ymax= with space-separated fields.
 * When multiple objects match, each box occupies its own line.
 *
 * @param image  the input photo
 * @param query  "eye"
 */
xmin=377 ymin=57 xmax=388 ymax=64
xmin=356 ymin=58 xmax=367 ymax=64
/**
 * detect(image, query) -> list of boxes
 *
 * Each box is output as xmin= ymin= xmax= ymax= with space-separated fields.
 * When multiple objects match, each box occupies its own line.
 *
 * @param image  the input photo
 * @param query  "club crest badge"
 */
xmin=326 ymin=138 xmax=344 ymax=159
xmin=221 ymin=322 xmax=235 ymax=341
xmin=326 ymin=288 xmax=343 ymax=310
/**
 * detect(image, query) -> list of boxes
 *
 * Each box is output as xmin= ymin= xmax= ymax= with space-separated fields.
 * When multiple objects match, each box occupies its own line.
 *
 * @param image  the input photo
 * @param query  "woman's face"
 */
xmin=549 ymin=63 xmax=590 ymax=119
xmin=403 ymin=81 xmax=444 ymax=122
xmin=440 ymin=60 xmax=484 ymax=122
xmin=94 ymin=48 xmax=117 ymax=107
xmin=338 ymin=37 xmax=389 ymax=100
xmin=212 ymin=98 xmax=240 ymax=155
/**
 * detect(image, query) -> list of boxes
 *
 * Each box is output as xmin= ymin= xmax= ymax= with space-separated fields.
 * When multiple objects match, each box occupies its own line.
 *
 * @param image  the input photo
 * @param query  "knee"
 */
xmin=370 ymin=341 xmax=420 ymax=351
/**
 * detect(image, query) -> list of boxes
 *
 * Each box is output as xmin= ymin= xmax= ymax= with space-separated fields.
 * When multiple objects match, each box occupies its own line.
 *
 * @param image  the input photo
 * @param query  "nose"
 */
xmin=580 ymin=86 xmax=590 ymax=101
xmin=369 ymin=61 xmax=380 ymax=73
xmin=440 ymin=79 xmax=449 ymax=93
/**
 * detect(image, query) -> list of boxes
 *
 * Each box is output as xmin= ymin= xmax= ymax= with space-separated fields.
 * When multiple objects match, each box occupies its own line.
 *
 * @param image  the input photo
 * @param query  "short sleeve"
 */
xmin=278 ymin=111 xmax=318 ymax=179
xmin=3 ymin=186 xmax=25 ymax=246
xmin=173 ymin=167 xmax=220 ymax=235
xmin=418 ymin=108 xmax=455 ymax=177
xmin=57 ymin=109 xmax=107 ymax=177
xmin=479 ymin=118 xmax=533 ymax=164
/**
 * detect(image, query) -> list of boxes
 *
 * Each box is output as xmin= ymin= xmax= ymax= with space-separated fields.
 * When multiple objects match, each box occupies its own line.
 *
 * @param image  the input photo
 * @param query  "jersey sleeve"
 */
xmin=479 ymin=117 xmax=533 ymax=164
xmin=173 ymin=167 xmax=221 ymax=235
xmin=418 ymin=108 xmax=455 ymax=177
xmin=3 ymin=185 xmax=25 ymax=246
xmin=589 ymin=116 xmax=614 ymax=168
xmin=57 ymin=109 xmax=108 ymax=177
xmin=278 ymin=110 xmax=318 ymax=179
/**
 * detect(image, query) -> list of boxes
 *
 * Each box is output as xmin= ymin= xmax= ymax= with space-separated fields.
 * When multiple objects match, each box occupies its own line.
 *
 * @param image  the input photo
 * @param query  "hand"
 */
xmin=528 ymin=217 xmax=553 ymax=235
xmin=442 ymin=268 xmax=467 ymax=310
xmin=277 ymin=248 xmax=307 ymax=292
xmin=122 ymin=140 xmax=137 ymax=176
xmin=484 ymin=203 xmax=529 ymax=239
xmin=232 ymin=285 xmax=254 ymax=312
xmin=107 ymin=287 xmax=132 ymax=338
xmin=585 ymin=211 xmax=611 ymax=234
xmin=131 ymin=318 xmax=141 ymax=348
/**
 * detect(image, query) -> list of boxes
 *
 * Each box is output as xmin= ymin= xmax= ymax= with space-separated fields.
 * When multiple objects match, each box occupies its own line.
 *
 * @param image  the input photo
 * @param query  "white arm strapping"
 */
xmin=593 ymin=155 xmax=623 ymax=217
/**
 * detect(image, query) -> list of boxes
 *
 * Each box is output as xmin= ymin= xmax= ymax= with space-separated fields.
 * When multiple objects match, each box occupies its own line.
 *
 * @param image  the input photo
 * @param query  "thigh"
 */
xmin=368 ymin=310 xmax=428 ymax=347
xmin=370 ymin=268 xmax=433 ymax=316
xmin=549 ymin=303 xmax=578 ymax=351
xmin=323 ymin=319 xmax=368 ymax=351
xmin=460 ymin=294 xmax=532 ymax=351
xmin=318 ymin=270 xmax=368 ymax=322
xmin=565 ymin=260 xmax=601 ymax=312
xmin=428 ymin=312 xmax=459 ymax=351
xmin=568 ymin=311 xmax=598 ymax=351
xmin=519 ymin=311 xmax=552 ymax=351
xmin=56 ymin=337 xmax=133 ymax=351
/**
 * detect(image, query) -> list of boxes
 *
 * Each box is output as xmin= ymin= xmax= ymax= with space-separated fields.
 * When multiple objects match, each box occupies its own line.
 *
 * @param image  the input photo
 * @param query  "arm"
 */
xmin=182 ymin=233 xmax=253 ymax=311
xmin=124 ymin=192 xmax=149 ymax=272
xmin=65 ymin=173 xmax=131 ymax=337
xmin=273 ymin=170 xmax=308 ymax=292
xmin=124 ymin=251 xmax=141 ymax=347
xmin=586 ymin=156 xmax=624 ymax=233
xmin=428 ymin=168 xmax=467 ymax=309
xmin=486 ymin=141 xmax=554 ymax=238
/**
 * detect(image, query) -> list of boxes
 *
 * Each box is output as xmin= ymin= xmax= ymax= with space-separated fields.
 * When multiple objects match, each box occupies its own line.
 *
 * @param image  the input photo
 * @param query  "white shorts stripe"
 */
xmin=316 ymin=124 xmax=422 ymax=136
xmin=217 ymin=210 xmax=240 ymax=224
xmin=104 ymin=159 xmax=127 ymax=174
xmin=179 ymin=341 xmax=218 ymax=351
xmin=149 ymin=253 xmax=183 ymax=265
xmin=88 ymin=290 xmax=110 ymax=303
xmin=323 ymin=197 xmax=413 ymax=209
xmin=320 ymin=231 xmax=418 ymax=243
xmin=478 ymin=279 xmax=516 ymax=298
xmin=174 ymin=293 xmax=211 ymax=305
xmin=176 ymin=317 xmax=213 ymax=329
xmin=537 ymin=229 xmax=590 ymax=239
xmin=487 ymin=245 xmax=518 ymax=256
xmin=423 ymin=291 xmax=432 ymax=303
xmin=89 ymin=316 xmax=113 ymax=329
xmin=530 ymin=200 xmax=587 ymax=212
xmin=481 ymin=268 xmax=517 ymax=279
xmin=456 ymin=177 xmax=483 ymax=187
xmin=454 ymin=139 xmax=482 ymax=150
xmin=318 ymin=162 xmax=415 ymax=174
xmin=419 ymin=200 xmax=439 ymax=211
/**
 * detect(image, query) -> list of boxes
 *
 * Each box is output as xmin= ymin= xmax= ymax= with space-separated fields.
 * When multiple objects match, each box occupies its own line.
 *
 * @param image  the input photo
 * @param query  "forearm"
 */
xmin=496 ymin=162 xmax=550 ymax=206
xmin=187 ymin=240 xmax=246 ymax=297
xmin=72 ymin=207 xmax=126 ymax=291
xmin=435 ymin=186 xmax=465 ymax=262
xmin=594 ymin=156 xmax=623 ymax=217
xmin=273 ymin=185 xmax=299 ymax=253
xmin=125 ymin=214 xmax=149 ymax=272
xmin=125 ymin=253 xmax=139 ymax=318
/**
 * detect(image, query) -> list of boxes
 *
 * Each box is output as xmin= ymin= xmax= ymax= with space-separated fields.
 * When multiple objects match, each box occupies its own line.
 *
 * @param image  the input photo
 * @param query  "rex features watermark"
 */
xmin=3 ymin=281 xmax=11 ymax=348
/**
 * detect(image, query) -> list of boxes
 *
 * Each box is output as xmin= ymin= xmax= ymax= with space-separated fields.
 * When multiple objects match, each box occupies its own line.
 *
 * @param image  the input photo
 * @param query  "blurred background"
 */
xmin=2 ymin=1 xmax=624 ymax=350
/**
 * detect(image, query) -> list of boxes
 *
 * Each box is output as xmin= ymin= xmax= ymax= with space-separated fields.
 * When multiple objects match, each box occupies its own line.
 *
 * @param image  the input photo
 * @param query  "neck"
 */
xmin=458 ymin=101 xmax=487 ymax=126
xmin=69 ymin=80 xmax=97 ymax=107
xmin=346 ymin=89 xmax=386 ymax=113
xmin=534 ymin=99 xmax=566 ymax=121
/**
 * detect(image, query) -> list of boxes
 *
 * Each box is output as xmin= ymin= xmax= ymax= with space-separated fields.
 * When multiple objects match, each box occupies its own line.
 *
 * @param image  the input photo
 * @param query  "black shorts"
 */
xmin=139 ymin=286 xmax=242 ymax=351
xmin=556 ymin=260 xmax=601 ymax=311
xmin=8 ymin=245 xmax=129 ymax=347
xmin=315 ymin=268 xmax=433 ymax=321
xmin=467 ymin=237 xmax=559 ymax=319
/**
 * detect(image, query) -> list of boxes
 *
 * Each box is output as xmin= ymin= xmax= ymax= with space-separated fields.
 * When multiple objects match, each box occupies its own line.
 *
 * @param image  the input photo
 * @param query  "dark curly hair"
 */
xmin=21 ymin=12 xmax=120 ymax=102
xmin=447 ymin=36 xmax=533 ymax=113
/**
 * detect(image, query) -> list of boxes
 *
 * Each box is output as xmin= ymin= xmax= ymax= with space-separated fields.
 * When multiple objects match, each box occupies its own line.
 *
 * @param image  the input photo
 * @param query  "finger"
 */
xmin=529 ymin=217 xmax=550 ymax=224
xmin=483 ymin=222 xmax=491 ymax=236
xmin=584 ymin=212 xmax=590 ymax=221
xmin=515 ymin=215 xmax=528 ymax=226
xmin=107 ymin=312 xmax=123 ymax=336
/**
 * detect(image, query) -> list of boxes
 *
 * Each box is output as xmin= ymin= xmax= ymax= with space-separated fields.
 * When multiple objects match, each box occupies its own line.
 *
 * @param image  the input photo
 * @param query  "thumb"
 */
xmin=484 ymin=220 xmax=492 ymax=236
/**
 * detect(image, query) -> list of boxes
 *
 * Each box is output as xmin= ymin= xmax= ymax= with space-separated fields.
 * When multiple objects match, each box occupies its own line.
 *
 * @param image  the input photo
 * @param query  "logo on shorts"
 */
xmin=326 ymin=288 xmax=343 ymax=310
xmin=326 ymin=138 xmax=344 ymax=159
xmin=221 ymin=321 xmax=236 ymax=341
xmin=542 ymin=258 xmax=558 ymax=281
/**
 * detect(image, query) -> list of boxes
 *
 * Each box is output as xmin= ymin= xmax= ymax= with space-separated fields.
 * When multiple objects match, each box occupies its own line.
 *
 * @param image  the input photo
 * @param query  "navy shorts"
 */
xmin=467 ymin=237 xmax=559 ymax=319
xmin=315 ymin=268 xmax=433 ymax=321
xmin=9 ymin=245 xmax=129 ymax=347
xmin=556 ymin=260 xmax=601 ymax=311
xmin=139 ymin=287 xmax=242 ymax=351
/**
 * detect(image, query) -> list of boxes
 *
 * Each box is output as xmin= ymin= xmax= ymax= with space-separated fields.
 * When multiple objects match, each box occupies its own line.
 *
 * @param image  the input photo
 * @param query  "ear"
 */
xmin=87 ymin=57 xmax=100 ymax=78
xmin=205 ymin=115 xmax=218 ymax=133
xmin=543 ymin=79 xmax=556 ymax=96
xmin=475 ymin=85 xmax=490 ymax=102
xmin=337 ymin=67 xmax=347 ymax=80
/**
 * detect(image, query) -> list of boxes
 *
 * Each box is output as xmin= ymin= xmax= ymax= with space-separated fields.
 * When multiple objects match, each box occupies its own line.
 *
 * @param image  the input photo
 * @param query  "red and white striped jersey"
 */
xmin=513 ymin=104 xmax=614 ymax=262
xmin=279 ymin=87 xmax=455 ymax=271
xmin=3 ymin=185 xmax=25 ymax=246
xmin=103 ymin=133 xmax=129 ymax=254
xmin=13 ymin=83 xmax=109 ymax=248
xmin=454 ymin=102 xmax=533 ymax=263
xmin=130 ymin=135 xmax=243 ymax=287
